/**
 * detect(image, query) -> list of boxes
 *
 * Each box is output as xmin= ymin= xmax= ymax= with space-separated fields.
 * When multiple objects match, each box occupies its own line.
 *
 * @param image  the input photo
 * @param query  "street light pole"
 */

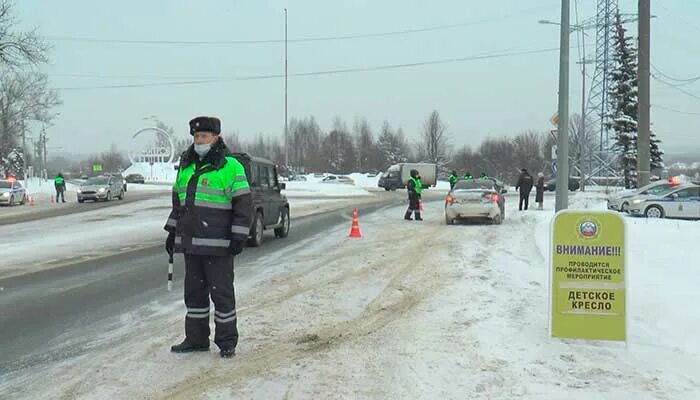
xmin=555 ymin=0 xmax=571 ymax=212
xmin=284 ymin=8 xmax=289 ymax=170
xmin=637 ymin=0 xmax=651 ymax=187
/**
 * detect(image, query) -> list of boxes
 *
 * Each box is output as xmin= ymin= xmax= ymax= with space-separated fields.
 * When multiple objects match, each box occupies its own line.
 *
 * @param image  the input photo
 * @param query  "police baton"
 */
xmin=167 ymin=254 xmax=174 ymax=291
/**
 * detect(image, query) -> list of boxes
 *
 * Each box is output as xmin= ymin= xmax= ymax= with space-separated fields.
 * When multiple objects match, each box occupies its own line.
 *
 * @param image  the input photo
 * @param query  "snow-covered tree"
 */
xmin=650 ymin=131 xmax=664 ymax=171
xmin=377 ymin=121 xmax=409 ymax=169
xmin=606 ymin=13 xmax=639 ymax=189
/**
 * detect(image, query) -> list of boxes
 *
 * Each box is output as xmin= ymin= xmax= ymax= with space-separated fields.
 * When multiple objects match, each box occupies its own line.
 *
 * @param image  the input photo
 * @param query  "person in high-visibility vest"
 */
xmin=164 ymin=116 xmax=252 ymax=359
xmin=464 ymin=172 xmax=474 ymax=181
xmin=404 ymin=169 xmax=423 ymax=221
xmin=54 ymin=173 xmax=66 ymax=203
xmin=449 ymin=170 xmax=459 ymax=190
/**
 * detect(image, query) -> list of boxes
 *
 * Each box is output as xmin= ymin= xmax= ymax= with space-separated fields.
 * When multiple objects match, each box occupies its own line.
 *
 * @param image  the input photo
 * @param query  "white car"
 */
xmin=322 ymin=175 xmax=354 ymax=184
xmin=607 ymin=179 xmax=681 ymax=212
xmin=628 ymin=184 xmax=700 ymax=219
xmin=0 ymin=179 xmax=26 ymax=206
xmin=445 ymin=179 xmax=506 ymax=225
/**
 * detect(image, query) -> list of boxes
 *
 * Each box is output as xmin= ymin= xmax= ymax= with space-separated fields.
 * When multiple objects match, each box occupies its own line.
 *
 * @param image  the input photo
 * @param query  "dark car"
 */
xmin=544 ymin=176 xmax=580 ymax=192
xmin=231 ymin=153 xmax=290 ymax=247
xmin=125 ymin=173 xmax=146 ymax=184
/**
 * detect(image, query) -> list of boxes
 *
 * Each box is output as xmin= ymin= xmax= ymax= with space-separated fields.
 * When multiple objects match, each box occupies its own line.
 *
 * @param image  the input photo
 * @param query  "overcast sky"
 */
xmin=15 ymin=0 xmax=700 ymax=157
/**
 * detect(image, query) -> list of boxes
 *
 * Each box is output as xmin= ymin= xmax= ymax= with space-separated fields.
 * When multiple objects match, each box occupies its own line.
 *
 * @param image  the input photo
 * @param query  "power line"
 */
xmin=656 ymin=2 xmax=700 ymax=34
xmin=54 ymin=47 xmax=562 ymax=91
xmin=654 ymin=104 xmax=700 ymax=116
xmin=651 ymin=63 xmax=700 ymax=84
xmin=46 ymin=4 xmax=556 ymax=46
xmin=653 ymin=74 xmax=700 ymax=103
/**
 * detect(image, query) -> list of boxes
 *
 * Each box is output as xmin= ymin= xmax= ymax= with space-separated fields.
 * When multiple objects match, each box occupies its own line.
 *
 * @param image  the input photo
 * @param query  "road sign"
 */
xmin=550 ymin=113 xmax=560 ymax=126
xmin=550 ymin=211 xmax=627 ymax=342
xmin=92 ymin=164 xmax=103 ymax=173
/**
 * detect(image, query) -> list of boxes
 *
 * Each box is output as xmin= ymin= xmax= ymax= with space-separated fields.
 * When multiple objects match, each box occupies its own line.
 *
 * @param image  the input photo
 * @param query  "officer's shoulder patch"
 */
xmin=202 ymin=178 xmax=209 ymax=186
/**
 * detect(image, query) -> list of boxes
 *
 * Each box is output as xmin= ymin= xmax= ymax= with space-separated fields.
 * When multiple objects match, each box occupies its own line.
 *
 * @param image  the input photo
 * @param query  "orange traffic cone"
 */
xmin=419 ymin=199 xmax=424 ymax=213
xmin=30 ymin=195 xmax=36 ymax=206
xmin=348 ymin=208 xmax=363 ymax=238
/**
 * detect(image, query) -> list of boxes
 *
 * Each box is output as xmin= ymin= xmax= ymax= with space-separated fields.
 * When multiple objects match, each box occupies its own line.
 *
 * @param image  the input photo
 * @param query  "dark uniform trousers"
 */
xmin=184 ymin=254 xmax=238 ymax=350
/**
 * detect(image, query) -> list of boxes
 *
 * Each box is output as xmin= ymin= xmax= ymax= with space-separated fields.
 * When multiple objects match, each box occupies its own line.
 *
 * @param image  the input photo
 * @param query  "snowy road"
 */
xmin=1 ymin=191 xmax=699 ymax=399
xmin=0 ymin=196 xmax=409 ymax=381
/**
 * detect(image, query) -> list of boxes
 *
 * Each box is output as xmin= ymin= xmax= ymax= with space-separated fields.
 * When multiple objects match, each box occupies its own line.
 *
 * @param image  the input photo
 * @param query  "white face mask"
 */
xmin=194 ymin=143 xmax=212 ymax=158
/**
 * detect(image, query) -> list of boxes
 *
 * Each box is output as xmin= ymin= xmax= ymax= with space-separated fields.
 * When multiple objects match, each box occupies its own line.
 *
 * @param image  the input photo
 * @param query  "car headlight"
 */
xmin=632 ymin=199 xmax=643 ymax=205
xmin=98 ymin=188 xmax=106 ymax=193
xmin=77 ymin=189 xmax=82 ymax=194
xmin=1 ymin=192 xmax=9 ymax=198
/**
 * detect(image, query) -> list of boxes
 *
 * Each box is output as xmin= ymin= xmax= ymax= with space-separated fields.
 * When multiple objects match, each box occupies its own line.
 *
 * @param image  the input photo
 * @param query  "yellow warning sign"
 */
xmin=550 ymin=210 xmax=627 ymax=342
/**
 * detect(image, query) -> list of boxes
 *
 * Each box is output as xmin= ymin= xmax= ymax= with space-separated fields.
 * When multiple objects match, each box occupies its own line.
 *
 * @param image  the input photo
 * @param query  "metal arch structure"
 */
xmin=128 ymin=126 xmax=176 ymax=165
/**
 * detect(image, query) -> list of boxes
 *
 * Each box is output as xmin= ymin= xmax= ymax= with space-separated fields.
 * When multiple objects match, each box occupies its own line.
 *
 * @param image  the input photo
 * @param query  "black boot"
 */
xmin=171 ymin=339 xmax=209 ymax=353
xmin=404 ymin=211 xmax=413 ymax=220
xmin=415 ymin=212 xmax=423 ymax=221
xmin=220 ymin=348 xmax=236 ymax=358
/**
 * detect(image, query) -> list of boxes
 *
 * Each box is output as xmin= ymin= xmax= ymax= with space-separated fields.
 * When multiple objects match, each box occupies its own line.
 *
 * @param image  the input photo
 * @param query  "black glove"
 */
xmin=165 ymin=232 xmax=175 ymax=256
xmin=230 ymin=241 xmax=244 ymax=256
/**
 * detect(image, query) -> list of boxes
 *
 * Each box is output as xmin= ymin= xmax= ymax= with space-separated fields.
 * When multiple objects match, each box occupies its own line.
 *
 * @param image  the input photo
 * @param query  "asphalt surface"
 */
xmin=0 ymin=197 xmax=406 ymax=377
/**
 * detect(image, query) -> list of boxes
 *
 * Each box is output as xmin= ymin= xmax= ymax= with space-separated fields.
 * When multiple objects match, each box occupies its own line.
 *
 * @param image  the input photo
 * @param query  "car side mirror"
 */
xmin=280 ymin=183 xmax=286 ymax=190
xmin=672 ymin=193 xmax=679 ymax=200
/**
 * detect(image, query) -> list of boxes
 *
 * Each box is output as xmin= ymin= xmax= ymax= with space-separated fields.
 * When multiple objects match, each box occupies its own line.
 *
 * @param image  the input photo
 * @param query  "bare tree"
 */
xmin=0 ymin=70 xmax=60 ymax=165
xmin=420 ymin=110 xmax=451 ymax=168
xmin=0 ymin=1 xmax=49 ymax=67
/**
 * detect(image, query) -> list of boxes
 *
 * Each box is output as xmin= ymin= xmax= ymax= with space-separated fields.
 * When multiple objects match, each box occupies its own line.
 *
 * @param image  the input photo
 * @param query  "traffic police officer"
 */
xmin=165 ymin=116 xmax=252 ymax=358
xmin=404 ymin=169 xmax=423 ymax=221
xmin=449 ymin=170 xmax=458 ymax=190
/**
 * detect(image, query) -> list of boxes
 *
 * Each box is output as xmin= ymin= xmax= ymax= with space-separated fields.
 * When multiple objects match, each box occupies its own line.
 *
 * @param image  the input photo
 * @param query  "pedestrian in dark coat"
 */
xmin=515 ymin=168 xmax=534 ymax=211
xmin=535 ymin=172 xmax=545 ymax=210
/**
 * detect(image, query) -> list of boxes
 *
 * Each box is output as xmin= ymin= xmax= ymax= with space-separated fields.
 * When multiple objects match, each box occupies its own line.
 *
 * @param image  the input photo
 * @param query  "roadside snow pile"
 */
xmin=347 ymin=173 xmax=380 ymax=188
xmin=122 ymin=162 xmax=178 ymax=183
xmin=21 ymin=178 xmax=78 ymax=196
xmin=283 ymin=181 xmax=372 ymax=198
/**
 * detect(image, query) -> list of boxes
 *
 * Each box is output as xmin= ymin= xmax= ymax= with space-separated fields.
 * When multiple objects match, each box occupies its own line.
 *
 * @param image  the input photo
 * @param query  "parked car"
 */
xmin=231 ymin=153 xmax=290 ymax=247
xmin=77 ymin=175 xmax=125 ymax=203
xmin=125 ymin=173 xmax=146 ymax=184
xmin=289 ymin=174 xmax=307 ymax=182
xmin=543 ymin=176 xmax=580 ymax=192
xmin=607 ymin=178 xmax=682 ymax=212
xmin=0 ymin=179 xmax=26 ymax=206
xmin=445 ymin=178 xmax=507 ymax=225
xmin=627 ymin=184 xmax=700 ymax=219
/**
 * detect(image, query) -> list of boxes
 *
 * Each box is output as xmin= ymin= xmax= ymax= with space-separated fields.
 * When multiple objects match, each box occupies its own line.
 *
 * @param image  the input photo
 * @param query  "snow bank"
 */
xmin=122 ymin=162 xmax=178 ymax=184
xmin=282 ymin=181 xmax=371 ymax=198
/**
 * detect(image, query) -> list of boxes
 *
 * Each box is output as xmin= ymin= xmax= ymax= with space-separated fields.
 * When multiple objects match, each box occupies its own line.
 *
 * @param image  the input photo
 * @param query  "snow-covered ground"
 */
xmin=3 ymin=191 xmax=699 ymax=399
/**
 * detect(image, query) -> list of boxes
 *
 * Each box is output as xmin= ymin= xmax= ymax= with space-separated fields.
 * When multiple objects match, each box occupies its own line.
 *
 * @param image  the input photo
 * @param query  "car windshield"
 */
xmin=0 ymin=181 xmax=12 ymax=188
xmin=453 ymin=180 xmax=495 ymax=191
xmin=86 ymin=177 xmax=109 ymax=185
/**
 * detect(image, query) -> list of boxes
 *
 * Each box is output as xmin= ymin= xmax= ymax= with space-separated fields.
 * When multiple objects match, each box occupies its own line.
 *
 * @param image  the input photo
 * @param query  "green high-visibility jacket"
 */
xmin=165 ymin=140 xmax=252 ymax=256
xmin=408 ymin=177 xmax=423 ymax=196
xmin=449 ymin=174 xmax=458 ymax=185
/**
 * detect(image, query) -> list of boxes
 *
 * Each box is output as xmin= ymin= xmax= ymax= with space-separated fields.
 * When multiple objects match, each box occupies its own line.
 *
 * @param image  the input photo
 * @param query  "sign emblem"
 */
xmin=578 ymin=220 xmax=599 ymax=239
